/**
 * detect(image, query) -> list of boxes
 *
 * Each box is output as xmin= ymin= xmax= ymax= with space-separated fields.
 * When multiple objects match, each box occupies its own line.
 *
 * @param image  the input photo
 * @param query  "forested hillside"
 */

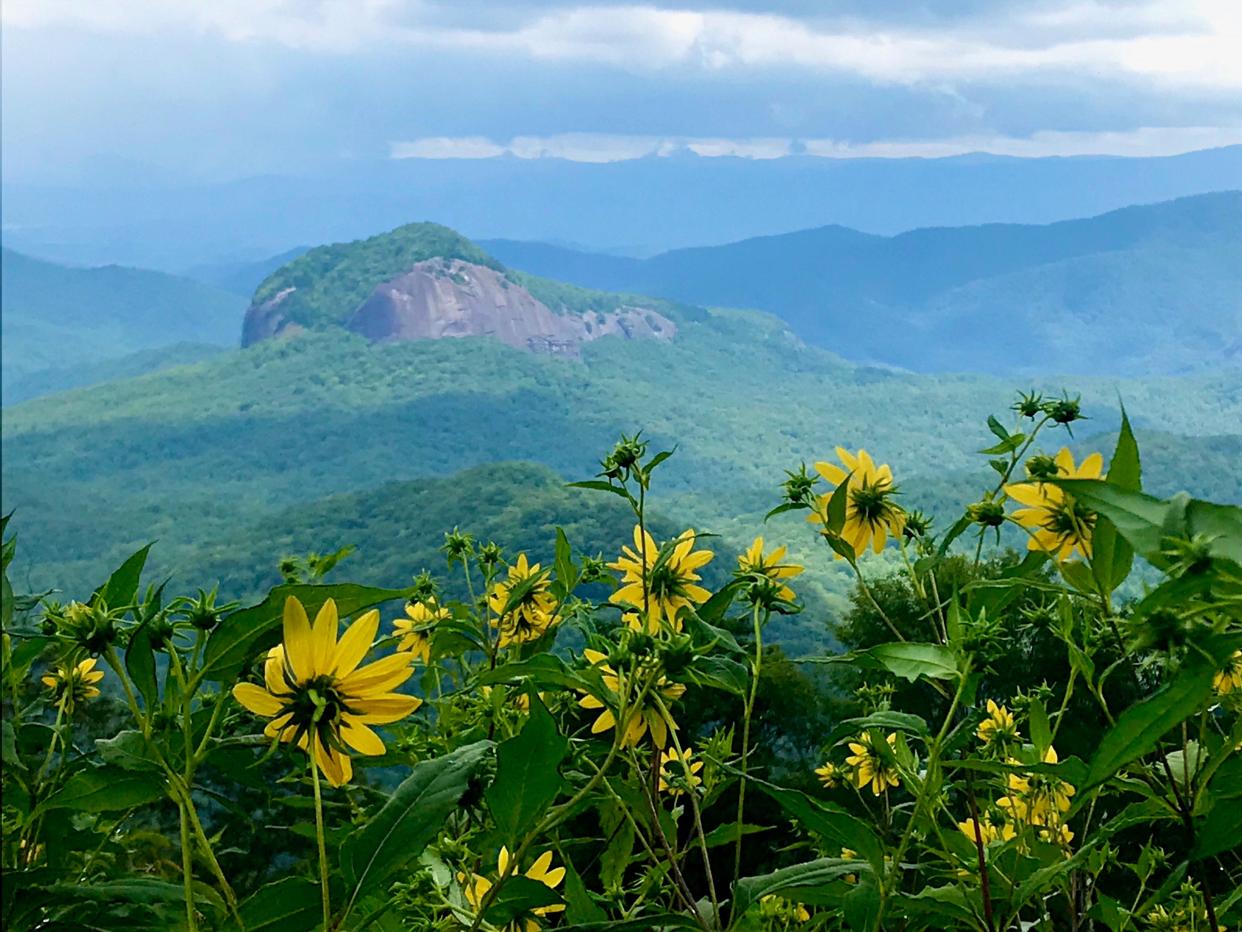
xmin=5 ymin=309 xmax=1238 ymax=651
xmin=483 ymin=192 xmax=1242 ymax=375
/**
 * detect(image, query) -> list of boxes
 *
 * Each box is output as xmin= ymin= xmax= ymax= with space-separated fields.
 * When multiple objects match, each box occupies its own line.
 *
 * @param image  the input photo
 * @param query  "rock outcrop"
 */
xmin=242 ymin=258 xmax=675 ymax=355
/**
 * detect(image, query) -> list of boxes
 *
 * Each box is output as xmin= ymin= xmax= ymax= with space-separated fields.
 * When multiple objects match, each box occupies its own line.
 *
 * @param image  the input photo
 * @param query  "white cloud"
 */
xmin=6 ymin=0 xmax=1242 ymax=90
xmin=390 ymin=125 xmax=1242 ymax=162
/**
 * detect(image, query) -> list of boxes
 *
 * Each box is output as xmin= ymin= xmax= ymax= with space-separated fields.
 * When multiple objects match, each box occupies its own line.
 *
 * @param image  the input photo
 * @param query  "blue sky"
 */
xmin=3 ymin=0 xmax=1241 ymax=183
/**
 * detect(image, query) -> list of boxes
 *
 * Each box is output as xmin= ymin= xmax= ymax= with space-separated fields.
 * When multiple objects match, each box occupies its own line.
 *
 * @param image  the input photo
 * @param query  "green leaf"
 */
xmin=125 ymin=617 xmax=159 ymax=711
xmin=486 ymin=695 xmax=568 ymax=845
xmin=39 ymin=766 xmax=167 ymax=813
xmin=95 ymin=543 xmax=153 ymax=609
xmin=96 ymin=731 xmax=162 ymax=772
xmin=1091 ymin=407 xmax=1140 ymax=594
xmin=202 ymin=582 xmax=413 ymax=683
xmin=987 ymin=415 xmax=1009 ymax=441
xmin=978 ymin=433 xmax=1025 ymax=456
xmin=1052 ymin=480 xmax=1167 ymax=564
xmin=732 ymin=857 xmax=867 ymax=918
xmin=239 ymin=877 xmax=325 ymax=932
xmin=340 ymin=740 xmax=492 ymax=908
xmin=750 ymin=777 xmax=884 ymax=872
xmin=843 ymin=880 xmax=882 ymax=932
xmin=1028 ymin=699 xmax=1052 ymax=755
xmin=1083 ymin=659 xmax=1218 ymax=791
xmin=554 ymin=527 xmax=576 ymax=592
xmin=562 ymin=855 xmax=608 ymax=923
xmin=567 ymin=480 xmax=632 ymax=502
xmin=1193 ymin=794 xmax=1242 ymax=860
xmin=866 ymin=642 xmax=958 ymax=682
xmin=559 ymin=917 xmax=702 ymax=931
xmin=477 ymin=654 xmax=598 ymax=693
xmin=683 ymin=655 xmax=748 ymax=695
xmin=700 ymin=822 xmax=771 ymax=848
xmin=483 ymin=875 xmax=562 ymax=926
xmin=825 ymin=476 xmax=852 ymax=537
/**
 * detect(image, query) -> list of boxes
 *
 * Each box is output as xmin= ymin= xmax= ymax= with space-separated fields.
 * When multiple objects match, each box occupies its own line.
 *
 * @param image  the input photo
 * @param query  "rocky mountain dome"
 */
xmin=240 ymin=222 xmax=690 ymax=355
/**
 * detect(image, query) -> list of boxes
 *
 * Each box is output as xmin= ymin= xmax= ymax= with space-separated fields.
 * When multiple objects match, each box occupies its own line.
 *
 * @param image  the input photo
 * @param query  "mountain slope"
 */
xmin=1 ymin=249 xmax=245 ymax=400
xmin=4 ymin=310 xmax=1239 ymax=651
xmin=482 ymin=192 xmax=1242 ymax=375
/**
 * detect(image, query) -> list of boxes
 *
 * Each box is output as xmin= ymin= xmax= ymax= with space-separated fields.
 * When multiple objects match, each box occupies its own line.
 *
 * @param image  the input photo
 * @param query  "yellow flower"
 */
xmin=1005 ymin=448 xmax=1103 ymax=563
xmin=1214 ymin=650 xmax=1242 ymax=695
xmin=737 ymin=536 xmax=803 ymax=602
xmin=232 ymin=597 xmax=420 ymax=787
xmin=658 ymin=746 xmax=704 ymax=796
xmin=999 ymin=746 xmax=1076 ymax=835
xmin=488 ymin=554 xmax=558 ymax=648
xmin=578 ymin=648 xmax=685 ymax=747
xmin=814 ymin=761 xmax=844 ymax=788
xmin=610 ymin=526 xmax=713 ymax=631
xmin=840 ymin=848 xmax=858 ymax=884
xmin=957 ymin=812 xmax=1016 ymax=846
xmin=461 ymin=847 xmax=565 ymax=931
xmin=759 ymin=895 xmax=811 ymax=922
xmin=41 ymin=657 xmax=104 ymax=709
xmin=810 ymin=448 xmax=906 ymax=558
xmin=977 ymin=700 xmax=1018 ymax=747
xmin=393 ymin=598 xmax=450 ymax=663
xmin=844 ymin=732 xmax=901 ymax=796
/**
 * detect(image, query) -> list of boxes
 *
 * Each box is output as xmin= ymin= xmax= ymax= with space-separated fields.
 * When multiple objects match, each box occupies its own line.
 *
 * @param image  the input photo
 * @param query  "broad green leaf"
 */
xmin=1083 ymin=659 xmax=1218 ymax=791
xmin=1091 ymin=407 xmax=1140 ymax=594
xmin=732 ymin=857 xmax=867 ymax=917
xmin=1028 ymin=699 xmax=1052 ymax=755
xmin=750 ymin=776 xmax=884 ymax=871
xmin=48 ymin=877 xmax=185 ymax=905
xmin=562 ymin=856 xmax=608 ymax=923
xmin=843 ymin=879 xmax=882 ymax=932
xmin=486 ymin=694 xmax=568 ymax=845
xmin=96 ymin=731 xmax=162 ymax=772
xmin=558 ymin=916 xmax=702 ymax=931
xmin=202 ymin=582 xmax=413 ymax=683
xmin=239 ymin=877 xmax=323 ymax=932
xmin=125 ymin=617 xmax=159 ymax=710
xmin=700 ymin=822 xmax=771 ymax=848
xmin=340 ymin=740 xmax=492 ymax=907
xmin=683 ymin=655 xmax=748 ymax=695
xmin=1052 ymin=480 xmax=1167 ymax=564
xmin=95 ymin=543 xmax=153 ymax=609
xmin=39 ymin=766 xmax=167 ymax=813
xmin=866 ymin=642 xmax=958 ymax=682
xmin=477 ymin=653 xmax=599 ymax=693
xmin=483 ymin=875 xmax=562 ymax=925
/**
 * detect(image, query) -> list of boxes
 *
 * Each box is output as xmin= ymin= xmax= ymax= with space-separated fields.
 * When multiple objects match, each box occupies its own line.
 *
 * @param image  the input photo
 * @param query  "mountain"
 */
xmin=4 ymin=306 xmax=1239 ymax=652
xmin=183 ymin=247 xmax=310 ymax=297
xmin=5 ymin=146 xmax=1241 ymax=270
xmin=240 ymin=222 xmax=698 ymax=355
xmin=2 ymin=343 xmax=226 ymax=406
xmin=482 ymin=192 xmax=1242 ymax=376
xmin=1 ymin=249 xmax=245 ymax=402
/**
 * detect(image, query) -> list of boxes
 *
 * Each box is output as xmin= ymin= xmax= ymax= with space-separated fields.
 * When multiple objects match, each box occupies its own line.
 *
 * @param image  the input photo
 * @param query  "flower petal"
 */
xmin=310 ymin=599 xmax=339 ymax=677
xmin=350 ymin=693 xmax=422 ymax=724
xmin=338 ymin=652 xmax=415 ymax=696
xmin=340 ymin=719 xmax=387 ymax=756
xmin=333 ymin=609 xmax=379 ymax=677
xmin=282 ymin=597 xmax=314 ymax=681
xmin=233 ymin=682 xmax=283 ymax=717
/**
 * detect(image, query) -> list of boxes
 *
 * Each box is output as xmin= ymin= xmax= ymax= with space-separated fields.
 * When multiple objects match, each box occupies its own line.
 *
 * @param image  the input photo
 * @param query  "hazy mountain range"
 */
xmin=4 ymin=145 xmax=1241 ymax=271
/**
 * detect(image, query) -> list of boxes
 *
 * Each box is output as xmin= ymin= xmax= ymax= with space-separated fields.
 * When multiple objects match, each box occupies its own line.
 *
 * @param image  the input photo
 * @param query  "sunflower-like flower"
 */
xmin=461 ymin=847 xmax=565 ymax=932
xmin=844 ymin=731 xmax=901 ymax=796
xmin=41 ymin=657 xmax=104 ymax=710
xmin=737 ymin=536 xmax=803 ymax=604
xmin=998 ymin=746 xmax=1076 ymax=837
xmin=578 ymin=648 xmax=685 ymax=747
xmin=393 ymin=598 xmax=451 ymax=663
xmin=814 ymin=761 xmax=844 ymax=788
xmin=488 ymin=554 xmax=558 ymax=648
xmin=232 ymin=597 xmax=420 ymax=786
xmin=610 ymin=526 xmax=713 ymax=631
xmin=759 ymin=894 xmax=811 ymax=923
xmin=658 ymin=746 xmax=704 ymax=796
xmin=976 ymin=700 xmax=1019 ymax=748
xmin=1005 ymin=448 xmax=1103 ymax=563
xmin=957 ymin=811 xmax=1016 ymax=846
xmin=1214 ymin=650 xmax=1242 ymax=695
xmin=810 ymin=448 xmax=906 ymax=558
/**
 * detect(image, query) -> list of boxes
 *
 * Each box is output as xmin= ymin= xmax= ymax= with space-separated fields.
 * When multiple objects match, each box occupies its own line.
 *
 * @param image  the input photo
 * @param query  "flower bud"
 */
xmin=967 ymin=499 xmax=1006 ymax=528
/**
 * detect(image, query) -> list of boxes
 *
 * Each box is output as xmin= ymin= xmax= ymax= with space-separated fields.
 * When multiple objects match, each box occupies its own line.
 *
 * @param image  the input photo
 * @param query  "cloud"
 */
xmin=391 ymin=125 xmax=1242 ymax=162
xmin=6 ymin=0 xmax=1241 ymax=90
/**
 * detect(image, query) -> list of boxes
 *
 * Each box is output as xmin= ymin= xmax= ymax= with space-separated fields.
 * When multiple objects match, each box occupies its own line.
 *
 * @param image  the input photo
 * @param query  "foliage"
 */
xmin=3 ymin=402 xmax=1241 ymax=931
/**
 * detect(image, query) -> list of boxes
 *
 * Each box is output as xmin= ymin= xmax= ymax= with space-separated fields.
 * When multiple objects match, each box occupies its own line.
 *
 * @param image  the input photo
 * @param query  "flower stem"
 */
xmin=310 ymin=753 xmax=332 ymax=931
xmin=730 ymin=602 xmax=764 ymax=922
xmin=179 ymin=800 xmax=199 ymax=932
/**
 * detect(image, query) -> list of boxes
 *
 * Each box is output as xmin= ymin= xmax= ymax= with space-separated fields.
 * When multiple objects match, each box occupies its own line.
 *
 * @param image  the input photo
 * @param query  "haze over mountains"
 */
xmin=484 ymin=192 xmax=1242 ymax=376
xmin=4 ymin=145 xmax=1241 ymax=270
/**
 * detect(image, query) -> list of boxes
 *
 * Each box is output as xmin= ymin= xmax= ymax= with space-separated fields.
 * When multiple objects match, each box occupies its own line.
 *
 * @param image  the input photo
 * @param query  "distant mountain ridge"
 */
xmin=1 ymin=249 xmax=244 ymax=402
xmin=241 ymin=221 xmax=698 ymax=355
xmin=482 ymin=192 xmax=1242 ymax=376
xmin=6 ymin=145 xmax=1241 ymax=269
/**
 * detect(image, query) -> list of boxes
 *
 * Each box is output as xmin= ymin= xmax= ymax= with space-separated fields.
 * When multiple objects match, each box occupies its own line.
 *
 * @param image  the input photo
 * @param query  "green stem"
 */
xmin=179 ymin=800 xmax=200 ymax=932
xmin=730 ymin=602 xmax=764 ymax=921
xmin=311 ymin=754 xmax=332 ymax=931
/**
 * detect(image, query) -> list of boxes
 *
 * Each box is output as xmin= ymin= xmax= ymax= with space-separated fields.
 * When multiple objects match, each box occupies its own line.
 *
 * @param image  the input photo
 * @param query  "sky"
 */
xmin=3 ymin=0 xmax=1242 ymax=184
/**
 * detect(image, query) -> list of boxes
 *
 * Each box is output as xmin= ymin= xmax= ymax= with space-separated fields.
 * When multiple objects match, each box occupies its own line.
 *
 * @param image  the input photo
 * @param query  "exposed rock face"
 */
xmin=345 ymin=259 xmax=674 ymax=355
xmin=241 ymin=258 xmax=675 ymax=354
